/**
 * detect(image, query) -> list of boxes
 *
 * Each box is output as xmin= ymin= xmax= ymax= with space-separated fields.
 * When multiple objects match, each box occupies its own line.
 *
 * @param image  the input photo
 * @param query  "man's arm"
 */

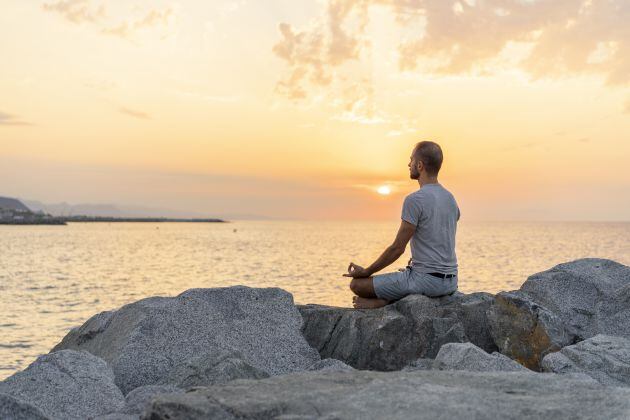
xmin=345 ymin=220 xmax=416 ymax=278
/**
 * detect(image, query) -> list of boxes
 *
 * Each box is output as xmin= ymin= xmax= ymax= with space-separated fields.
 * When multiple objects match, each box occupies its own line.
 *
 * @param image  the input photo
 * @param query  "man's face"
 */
xmin=408 ymin=151 xmax=420 ymax=180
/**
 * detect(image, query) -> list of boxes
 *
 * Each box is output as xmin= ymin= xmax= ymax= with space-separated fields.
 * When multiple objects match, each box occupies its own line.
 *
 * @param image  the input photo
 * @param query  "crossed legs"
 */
xmin=349 ymin=277 xmax=389 ymax=309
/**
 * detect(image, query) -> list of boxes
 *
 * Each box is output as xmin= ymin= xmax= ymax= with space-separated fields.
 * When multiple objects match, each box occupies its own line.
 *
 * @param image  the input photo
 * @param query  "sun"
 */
xmin=377 ymin=185 xmax=391 ymax=195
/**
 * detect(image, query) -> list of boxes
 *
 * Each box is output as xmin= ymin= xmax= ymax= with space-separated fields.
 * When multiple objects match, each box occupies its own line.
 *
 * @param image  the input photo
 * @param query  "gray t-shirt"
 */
xmin=401 ymin=183 xmax=459 ymax=274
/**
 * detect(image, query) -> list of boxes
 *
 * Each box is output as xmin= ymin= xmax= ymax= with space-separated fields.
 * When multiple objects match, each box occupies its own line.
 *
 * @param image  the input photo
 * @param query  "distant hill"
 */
xmin=0 ymin=197 xmax=32 ymax=212
xmin=22 ymin=200 xmax=271 ymax=220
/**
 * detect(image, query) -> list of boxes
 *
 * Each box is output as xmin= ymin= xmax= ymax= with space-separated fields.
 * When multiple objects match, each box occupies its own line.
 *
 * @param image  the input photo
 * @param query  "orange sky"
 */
xmin=1 ymin=0 xmax=629 ymax=220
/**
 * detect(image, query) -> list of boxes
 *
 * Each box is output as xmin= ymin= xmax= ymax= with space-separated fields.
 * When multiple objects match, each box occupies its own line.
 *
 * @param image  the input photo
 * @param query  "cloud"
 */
xmin=273 ymin=0 xmax=630 ymax=101
xmin=43 ymin=1 xmax=174 ymax=40
xmin=42 ymin=0 xmax=105 ymax=24
xmin=0 ymin=111 xmax=32 ymax=126
xmin=102 ymin=6 xmax=174 ymax=39
xmin=118 ymin=107 xmax=150 ymax=120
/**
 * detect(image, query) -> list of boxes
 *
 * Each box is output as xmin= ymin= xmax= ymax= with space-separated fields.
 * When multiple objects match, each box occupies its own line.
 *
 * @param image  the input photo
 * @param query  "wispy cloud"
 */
xmin=101 ymin=7 xmax=174 ymax=39
xmin=273 ymin=0 xmax=630 ymax=104
xmin=0 ymin=111 xmax=32 ymax=126
xmin=118 ymin=107 xmax=150 ymax=120
xmin=42 ymin=0 xmax=105 ymax=24
xmin=43 ymin=0 xmax=174 ymax=40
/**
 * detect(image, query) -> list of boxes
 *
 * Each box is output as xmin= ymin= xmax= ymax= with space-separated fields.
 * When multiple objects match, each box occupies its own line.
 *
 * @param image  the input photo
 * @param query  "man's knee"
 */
xmin=349 ymin=277 xmax=375 ymax=297
xmin=349 ymin=278 xmax=360 ymax=294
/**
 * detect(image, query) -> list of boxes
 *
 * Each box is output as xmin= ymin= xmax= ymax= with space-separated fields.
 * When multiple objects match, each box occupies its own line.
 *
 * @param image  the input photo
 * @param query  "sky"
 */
xmin=1 ymin=0 xmax=629 ymax=221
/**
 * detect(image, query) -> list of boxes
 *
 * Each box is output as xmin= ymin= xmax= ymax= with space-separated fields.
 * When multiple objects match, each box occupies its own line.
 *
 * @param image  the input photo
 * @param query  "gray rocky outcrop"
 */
xmin=0 ymin=350 xmax=124 ymax=420
xmin=142 ymin=369 xmax=630 ymax=419
xmin=0 ymin=393 xmax=49 ymax=420
xmin=52 ymin=287 xmax=320 ymax=394
xmin=487 ymin=259 xmax=630 ymax=370
xmin=487 ymin=291 xmax=574 ymax=370
xmin=520 ymin=259 xmax=630 ymax=340
xmin=299 ymin=292 xmax=496 ymax=370
xmin=542 ymin=334 xmax=630 ymax=387
xmin=161 ymin=351 xmax=269 ymax=388
xmin=433 ymin=342 xmax=529 ymax=372
xmin=306 ymin=358 xmax=355 ymax=372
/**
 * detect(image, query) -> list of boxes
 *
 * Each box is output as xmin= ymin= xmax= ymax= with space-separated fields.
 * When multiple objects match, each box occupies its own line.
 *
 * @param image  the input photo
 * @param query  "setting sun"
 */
xmin=377 ymin=185 xmax=391 ymax=196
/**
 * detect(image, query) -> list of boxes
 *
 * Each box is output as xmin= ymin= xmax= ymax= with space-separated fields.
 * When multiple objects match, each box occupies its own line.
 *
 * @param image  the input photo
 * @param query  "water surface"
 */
xmin=1 ymin=221 xmax=628 ymax=378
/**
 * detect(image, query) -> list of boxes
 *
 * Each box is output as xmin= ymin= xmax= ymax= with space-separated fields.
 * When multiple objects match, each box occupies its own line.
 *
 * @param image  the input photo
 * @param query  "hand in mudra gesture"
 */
xmin=343 ymin=262 xmax=370 ymax=278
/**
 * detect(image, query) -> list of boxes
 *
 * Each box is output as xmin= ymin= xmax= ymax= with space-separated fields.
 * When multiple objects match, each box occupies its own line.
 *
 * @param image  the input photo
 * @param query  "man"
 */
xmin=343 ymin=141 xmax=460 ymax=309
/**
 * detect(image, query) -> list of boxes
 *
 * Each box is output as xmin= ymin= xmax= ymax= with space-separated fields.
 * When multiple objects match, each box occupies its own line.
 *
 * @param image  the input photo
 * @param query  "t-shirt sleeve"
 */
xmin=401 ymin=195 xmax=422 ymax=226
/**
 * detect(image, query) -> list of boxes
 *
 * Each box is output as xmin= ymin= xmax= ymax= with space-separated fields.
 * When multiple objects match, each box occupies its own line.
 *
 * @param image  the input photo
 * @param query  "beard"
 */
xmin=409 ymin=168 xmax=419 ymax=179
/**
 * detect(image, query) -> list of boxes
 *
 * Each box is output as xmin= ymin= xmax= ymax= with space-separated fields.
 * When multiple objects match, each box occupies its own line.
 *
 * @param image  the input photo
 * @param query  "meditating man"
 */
xmin=344 ymin=141 xmax=460 ymax=309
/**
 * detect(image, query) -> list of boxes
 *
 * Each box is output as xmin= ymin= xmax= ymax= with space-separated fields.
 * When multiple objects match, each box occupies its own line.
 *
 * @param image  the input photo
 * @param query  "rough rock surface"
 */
xmin=52 ymin=287 xmax=320 ymax=393
xmin=433 ymin=342 xmax=528 ymax=372
xmin=520 ymin=259 xmax=630 ymax=340
xmin=542 ymin=334 xmax=630 ymax=387
xmin=487 ymin=291 xmax=575 ymax=370
xmin=402 ymin=358 xmax=435 ymax=371
xmin=0 ymin=393 xmax=49 ymax=420
xmin=123 ymin=385 xmax=184 ymax=416
xmin=0 ymin=350 xmax=124 ymax=420
xmin=142 ymin=370 xmax=630 ymax=420
xmin=161 ymin=351 xmax=269 ymax=388
xmin=487 ymin=259 xmax=630 ymax=370
xmin=306 ymin=358 xmax=355 ymax=372
xmin=299 ymin=292 xmax=496 ymax=370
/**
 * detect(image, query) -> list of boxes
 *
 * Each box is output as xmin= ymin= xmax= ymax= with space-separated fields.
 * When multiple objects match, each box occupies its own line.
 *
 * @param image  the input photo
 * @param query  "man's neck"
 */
xmin=418 ymin=176 xmax=439 ymax=188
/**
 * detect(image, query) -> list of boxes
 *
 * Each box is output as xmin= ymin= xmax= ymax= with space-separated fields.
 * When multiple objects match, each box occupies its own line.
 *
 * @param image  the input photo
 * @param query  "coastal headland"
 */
xmin=1 ymin=258 xmax=629 ymax=419
xmin=0 ymin=196 xmax=225 ymax=225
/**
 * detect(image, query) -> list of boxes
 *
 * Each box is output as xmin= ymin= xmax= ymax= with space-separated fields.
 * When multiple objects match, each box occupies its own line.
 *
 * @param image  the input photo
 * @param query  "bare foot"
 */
xmin=353 ymin=296 xmax=389 ymax=309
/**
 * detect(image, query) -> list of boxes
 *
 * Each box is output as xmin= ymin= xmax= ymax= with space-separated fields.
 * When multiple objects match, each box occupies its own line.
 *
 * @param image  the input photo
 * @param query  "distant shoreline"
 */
xmin=0 ymin=216 xmax=226 ymax=225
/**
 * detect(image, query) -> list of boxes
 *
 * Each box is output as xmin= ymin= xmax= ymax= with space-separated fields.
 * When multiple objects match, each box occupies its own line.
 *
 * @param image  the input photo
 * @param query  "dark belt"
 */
xmin=428 ymin=272 xmax=457 ymax=279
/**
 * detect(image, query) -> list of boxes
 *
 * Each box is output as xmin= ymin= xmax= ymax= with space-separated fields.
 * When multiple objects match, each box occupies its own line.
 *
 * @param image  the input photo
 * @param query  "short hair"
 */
xmin=413 ymin=141 xmax=443 ymax=176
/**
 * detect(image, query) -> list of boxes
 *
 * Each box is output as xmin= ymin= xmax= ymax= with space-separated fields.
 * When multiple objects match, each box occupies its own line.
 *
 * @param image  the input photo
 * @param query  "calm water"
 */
xmin=1 ymin=221 xmax=628 ymax=379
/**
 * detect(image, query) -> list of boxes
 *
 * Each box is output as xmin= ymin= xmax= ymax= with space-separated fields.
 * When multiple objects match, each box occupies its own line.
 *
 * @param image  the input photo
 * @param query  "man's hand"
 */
xmin=343 ymin=262 xmax=371 ymax=278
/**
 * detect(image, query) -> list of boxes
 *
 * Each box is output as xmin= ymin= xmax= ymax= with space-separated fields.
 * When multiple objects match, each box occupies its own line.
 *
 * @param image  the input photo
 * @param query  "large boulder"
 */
xmin=0 ymin=350 xmax=124 ymax=420
xmin=542 ymin=334 xmax=630 ymax=387
xmin=298 ymin=292 xmax=496 ymax=370
xmin=52 ymin=287 xmax=320 ymax=394
xmin=520 ymin=259 xmax=630 ymax=340
xmin=161 ymin=350 xmax=269 ymax=388
xmin=142 ymin=369 xmax=630 ymax=419
xmin=487 ymin=291 xmax=575 ymax=370
xmin=486 ymin=259 xmax=630 ymax=370
xmin=0 ymin=393 xmax=49 ymax=420
xmin=433 ymin=342 xmax=529 ymax=372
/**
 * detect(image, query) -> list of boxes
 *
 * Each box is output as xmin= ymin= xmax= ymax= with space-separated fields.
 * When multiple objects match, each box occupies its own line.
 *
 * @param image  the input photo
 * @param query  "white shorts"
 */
xmin=372 ymin=267 xmax=458 ymax=301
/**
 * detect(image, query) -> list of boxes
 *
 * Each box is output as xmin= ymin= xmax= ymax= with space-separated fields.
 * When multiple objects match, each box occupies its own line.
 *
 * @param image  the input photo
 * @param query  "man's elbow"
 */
xmin=389 ymin=244 xmax=406 ymax=257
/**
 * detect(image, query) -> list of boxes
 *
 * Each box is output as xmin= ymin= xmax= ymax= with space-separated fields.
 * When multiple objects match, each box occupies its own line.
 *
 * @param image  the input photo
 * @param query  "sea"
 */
xmin=0 ymin=220 xmax=628 ymax=379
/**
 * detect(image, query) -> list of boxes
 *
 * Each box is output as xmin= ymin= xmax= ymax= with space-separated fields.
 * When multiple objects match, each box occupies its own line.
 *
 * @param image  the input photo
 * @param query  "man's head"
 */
xmin=409 ymin=141 xmax=443 ymax=180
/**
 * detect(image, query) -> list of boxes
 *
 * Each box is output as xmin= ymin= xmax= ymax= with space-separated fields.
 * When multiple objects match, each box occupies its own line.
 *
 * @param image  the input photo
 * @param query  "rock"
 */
xmin=520 ymin=258 xmax=630 ymax=340
xmin=94 ymin=414 xmax=137 ymax=420
xmin=123 ymin=385 xmax=184 ymax=416
xmin=142 ymin=369 xmax=630 ymax=419
xmin=542 ymin=334 xmax=630 ymax=387
xmin=0 ymin=350 xmax=124 ymax=420
xmin=487 ymin=291 xmax=574 ymax=370
xmin=161 ymin=351 xmax=269 ymax=388
xmin=306 ymin=359 xmax=355 ymax=372
xmin=52 ymin=287 xmax=320 ymax=394
xmin=402 ymin=358 xmax=435 ymax=371
xmin=433 ymin=342 xmax=528 ymax=372
xmin=0 ymin=393 xmax=49 ymax=420
xmin=298 ymin=292 xmax=497 ymax=370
